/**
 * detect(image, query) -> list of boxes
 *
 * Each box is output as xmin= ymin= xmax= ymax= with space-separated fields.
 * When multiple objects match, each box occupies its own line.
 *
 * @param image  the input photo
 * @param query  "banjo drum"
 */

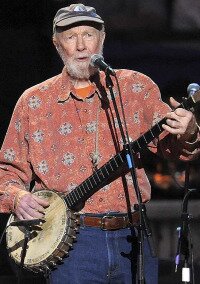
xmin=6 ymin=190 xmax=78 ymax=273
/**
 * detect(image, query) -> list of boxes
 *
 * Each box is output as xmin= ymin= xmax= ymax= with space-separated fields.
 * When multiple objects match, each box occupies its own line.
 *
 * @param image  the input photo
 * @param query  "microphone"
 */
xmin=187 ymin=83 xmax=200 ymax=96
xmin=90 ymin=54 xmax=115 ymax=76
xmin=9 ymin=219 xmax=45 ymax=227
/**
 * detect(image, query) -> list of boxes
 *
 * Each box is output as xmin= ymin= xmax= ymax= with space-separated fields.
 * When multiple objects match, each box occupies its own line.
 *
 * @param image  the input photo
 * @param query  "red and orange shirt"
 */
xmin=0 ymin=67 xmax=199 ymax=213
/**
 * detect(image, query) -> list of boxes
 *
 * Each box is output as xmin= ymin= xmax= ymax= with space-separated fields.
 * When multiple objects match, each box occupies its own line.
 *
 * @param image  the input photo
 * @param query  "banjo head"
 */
xmin=6 ymin=190 xmax=78 ymax=272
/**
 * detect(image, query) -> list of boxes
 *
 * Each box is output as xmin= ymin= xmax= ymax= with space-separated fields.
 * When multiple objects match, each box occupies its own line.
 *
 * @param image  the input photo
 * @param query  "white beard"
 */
xmin=57 ymin=47 xmax=103 ymax=80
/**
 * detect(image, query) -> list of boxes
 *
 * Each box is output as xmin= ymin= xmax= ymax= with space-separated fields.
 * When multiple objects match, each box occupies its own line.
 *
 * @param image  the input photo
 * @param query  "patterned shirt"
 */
xmin=0 ymin=67 xmax=199 ymax=213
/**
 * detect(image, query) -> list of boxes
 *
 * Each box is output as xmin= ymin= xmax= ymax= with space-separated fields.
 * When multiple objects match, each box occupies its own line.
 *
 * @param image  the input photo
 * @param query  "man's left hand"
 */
xmin=162 ymin=97 xmax=198 ymax=141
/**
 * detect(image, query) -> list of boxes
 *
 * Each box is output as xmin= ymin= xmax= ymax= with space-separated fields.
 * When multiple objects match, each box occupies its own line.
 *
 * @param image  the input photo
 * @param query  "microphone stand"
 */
xmin=105 ymin=73 xmax=155 ymax=284
xmin=7 ymin=219 xmax=43 ymax=284
xmin=17 ymin=224 xmax=32 ymax=284
xmin=174 ymin=82 xmax=200 ymax=283
xmin=0 ymin=220 xmax=33 ymax=284
xmin=175 ymin=163 xmax=196 ymax=283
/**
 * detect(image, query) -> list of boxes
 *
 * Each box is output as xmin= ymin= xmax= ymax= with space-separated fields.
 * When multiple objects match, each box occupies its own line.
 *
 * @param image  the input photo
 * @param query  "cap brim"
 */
xmin=55 ymin=16 xmax=104 ymax=28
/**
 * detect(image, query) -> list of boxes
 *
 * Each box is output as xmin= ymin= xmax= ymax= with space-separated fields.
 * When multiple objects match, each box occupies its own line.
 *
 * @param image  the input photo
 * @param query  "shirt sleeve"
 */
xmin=0 ymin=93 xmax=33 ymax=213
xmin=142 ymin=78 xmax=200 ymax=160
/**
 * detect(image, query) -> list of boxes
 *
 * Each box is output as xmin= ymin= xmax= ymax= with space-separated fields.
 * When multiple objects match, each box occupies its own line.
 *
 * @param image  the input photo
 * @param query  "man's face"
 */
xmin=54 ymin=25 xmax=105 ymax=79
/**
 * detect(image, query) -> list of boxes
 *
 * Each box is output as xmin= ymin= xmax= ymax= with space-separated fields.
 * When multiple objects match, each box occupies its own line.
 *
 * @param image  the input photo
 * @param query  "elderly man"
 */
xmin=0 ymin=3 xmax=200 ymax=284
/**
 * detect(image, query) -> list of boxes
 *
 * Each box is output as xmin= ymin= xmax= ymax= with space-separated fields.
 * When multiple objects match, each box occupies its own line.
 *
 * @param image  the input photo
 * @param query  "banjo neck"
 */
xmin=65 ymin=117 xmax=165 ymax=210
xmin=65 ymin=92 xmax=200 ymax=210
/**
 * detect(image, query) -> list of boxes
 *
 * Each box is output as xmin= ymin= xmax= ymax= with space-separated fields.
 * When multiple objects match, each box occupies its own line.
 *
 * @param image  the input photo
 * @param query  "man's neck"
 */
xmin=72 ymin=79 xmax=91 ymax=89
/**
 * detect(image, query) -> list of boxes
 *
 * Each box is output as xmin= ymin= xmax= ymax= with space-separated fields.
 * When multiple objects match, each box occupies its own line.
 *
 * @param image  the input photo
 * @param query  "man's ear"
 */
xmin=52 ymin=36 xmax=59 ymax=51
xmin=101 ymin=32 xmax=106 ymax=45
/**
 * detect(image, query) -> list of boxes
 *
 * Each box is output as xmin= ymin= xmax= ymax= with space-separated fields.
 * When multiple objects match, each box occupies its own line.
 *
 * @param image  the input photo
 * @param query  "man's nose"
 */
xmin=77 ymin=36 xmax=85 ymax=51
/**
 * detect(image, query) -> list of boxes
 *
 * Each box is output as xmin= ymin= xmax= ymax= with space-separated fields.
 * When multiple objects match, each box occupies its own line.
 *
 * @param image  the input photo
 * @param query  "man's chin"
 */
xmin=66 ymin=70 xmax=89 ymax=80
xmin=65 ymin=65 xmax=98 ymax=80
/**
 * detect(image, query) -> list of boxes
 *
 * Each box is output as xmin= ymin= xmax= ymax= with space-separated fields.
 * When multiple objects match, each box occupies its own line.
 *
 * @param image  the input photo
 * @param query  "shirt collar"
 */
xmin=57 ymin=66 xmax=108 ymax=103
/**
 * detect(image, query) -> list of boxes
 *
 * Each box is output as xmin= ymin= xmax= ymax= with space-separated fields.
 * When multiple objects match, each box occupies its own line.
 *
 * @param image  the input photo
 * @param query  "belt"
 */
xmin=78 ymin=212 xmax=139 ymax=230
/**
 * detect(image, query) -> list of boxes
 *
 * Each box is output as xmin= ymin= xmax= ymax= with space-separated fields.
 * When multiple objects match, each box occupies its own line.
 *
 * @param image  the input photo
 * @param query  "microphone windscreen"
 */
xmin=90 ymin=54 xmax=104 ymax=67
xmin=187 ymin=83 xmax=200 ymax=96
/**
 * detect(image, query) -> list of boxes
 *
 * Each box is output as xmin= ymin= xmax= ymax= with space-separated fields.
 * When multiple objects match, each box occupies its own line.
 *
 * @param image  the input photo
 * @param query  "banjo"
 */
xmin=6 ymin=91 xmax=200 ymax=273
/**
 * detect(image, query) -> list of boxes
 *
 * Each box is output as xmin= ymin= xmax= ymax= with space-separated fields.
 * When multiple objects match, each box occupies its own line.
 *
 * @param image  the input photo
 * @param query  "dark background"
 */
xmin=0 ymin=1 xmax=200 ymax=283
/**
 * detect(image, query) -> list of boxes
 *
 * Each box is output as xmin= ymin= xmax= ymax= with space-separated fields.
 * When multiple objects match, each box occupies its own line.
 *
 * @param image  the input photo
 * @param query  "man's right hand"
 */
xmin=14 ymin=192 xmax=49 ymax=220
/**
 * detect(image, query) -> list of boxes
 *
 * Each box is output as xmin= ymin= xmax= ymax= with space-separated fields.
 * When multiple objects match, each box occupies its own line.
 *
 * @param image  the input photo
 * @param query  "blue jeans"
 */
xmin=50 ymin=226 xmax=158 ymax=284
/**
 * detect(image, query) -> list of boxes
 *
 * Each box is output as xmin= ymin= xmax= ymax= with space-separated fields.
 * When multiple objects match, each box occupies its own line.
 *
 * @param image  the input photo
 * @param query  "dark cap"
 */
xmin=53 ymin=3 xmax=104 ymax=32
